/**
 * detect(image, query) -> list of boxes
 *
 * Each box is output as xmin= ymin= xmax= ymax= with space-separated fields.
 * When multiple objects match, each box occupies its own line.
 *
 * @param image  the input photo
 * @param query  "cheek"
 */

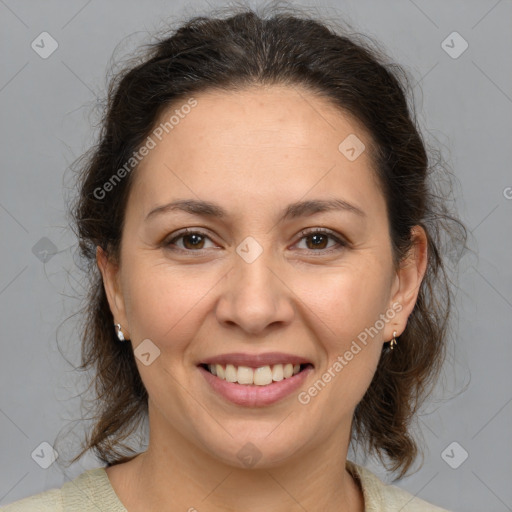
xmin=293 ymin=259 xmax=391 ymax=342
xmin=122 ymin=261 xmax=220 ymax=346
xmin=297 ymin=262 xmax=388 ymax=389
xmin=295 ymin=271 xmax=387 ymax=422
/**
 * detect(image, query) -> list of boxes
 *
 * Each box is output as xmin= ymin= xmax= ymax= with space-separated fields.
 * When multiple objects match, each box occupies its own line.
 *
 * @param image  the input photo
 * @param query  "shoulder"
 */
xmin=346 ymin=460 xmax=453 ymax=512
xmin=0 ymin=487 xmax=62 ymax=512
xmin=0 ymin=468 xmax=126 ymax=512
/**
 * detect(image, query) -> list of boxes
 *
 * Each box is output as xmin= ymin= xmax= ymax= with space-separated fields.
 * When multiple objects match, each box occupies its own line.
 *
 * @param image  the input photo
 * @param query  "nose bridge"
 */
xmin=216 ymin=235 xmax=294 ymax=333
xmin=235 ymin=238 xmax=276 ymax=295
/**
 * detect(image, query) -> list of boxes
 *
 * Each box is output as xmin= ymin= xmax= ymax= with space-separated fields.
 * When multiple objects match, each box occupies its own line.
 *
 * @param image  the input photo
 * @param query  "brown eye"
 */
xmin=295 ymin=229 xmax=346 ymax=254
xmin=165 ymin=229 xmax=216 ymax=252
xmin=305 ymin=232 xmax=329 ymax=250
xmin=180 ymin=233 xmax=206 ymax=250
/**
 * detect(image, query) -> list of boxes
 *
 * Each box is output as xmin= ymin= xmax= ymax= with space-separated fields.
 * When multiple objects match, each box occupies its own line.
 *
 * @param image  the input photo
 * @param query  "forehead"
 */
xmin=128 ymin=84 xmax=384 ymax=219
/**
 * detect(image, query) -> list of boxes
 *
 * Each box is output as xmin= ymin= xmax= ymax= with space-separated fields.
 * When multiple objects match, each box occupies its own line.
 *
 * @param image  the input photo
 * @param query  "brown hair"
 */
xmin=61 ymin=1 xmax=468 ymax=479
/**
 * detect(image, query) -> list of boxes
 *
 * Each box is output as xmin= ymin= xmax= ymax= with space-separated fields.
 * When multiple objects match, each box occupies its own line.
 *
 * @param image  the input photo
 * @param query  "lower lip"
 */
xmin=198 ymin=365 xmax=314 ymax=407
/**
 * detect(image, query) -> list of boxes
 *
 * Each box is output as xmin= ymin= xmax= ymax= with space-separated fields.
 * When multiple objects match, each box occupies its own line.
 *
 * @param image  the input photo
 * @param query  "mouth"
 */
xmin=198 ymin=362 xmax=314 ymax=386
xmin=197 ymin=361 xmax=315 ymax=407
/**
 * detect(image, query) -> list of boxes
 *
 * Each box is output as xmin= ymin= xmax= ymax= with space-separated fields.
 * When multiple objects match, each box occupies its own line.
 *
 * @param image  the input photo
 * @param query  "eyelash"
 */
xmin=164 ymin=227 xmax=347 ymax=255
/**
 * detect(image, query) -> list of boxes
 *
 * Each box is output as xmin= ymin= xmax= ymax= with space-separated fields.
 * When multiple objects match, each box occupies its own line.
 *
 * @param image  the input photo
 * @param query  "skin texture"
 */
xmin=97 ymin=84 xmax=428 ymax=512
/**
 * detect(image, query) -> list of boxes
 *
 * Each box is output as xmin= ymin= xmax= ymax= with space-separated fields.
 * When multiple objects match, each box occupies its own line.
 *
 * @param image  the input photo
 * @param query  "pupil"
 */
xmin=309 ymin=234 xmax=327 ymax=249
xmin=185 ymin=234 xmax=203 ymax=249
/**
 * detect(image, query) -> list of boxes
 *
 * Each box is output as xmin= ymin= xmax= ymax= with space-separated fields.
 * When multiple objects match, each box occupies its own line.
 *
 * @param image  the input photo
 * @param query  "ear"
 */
xmin=96 ymin=245 xmax=130 ymax=339
xmin=386 ymin=225 xmax=428 ymax=341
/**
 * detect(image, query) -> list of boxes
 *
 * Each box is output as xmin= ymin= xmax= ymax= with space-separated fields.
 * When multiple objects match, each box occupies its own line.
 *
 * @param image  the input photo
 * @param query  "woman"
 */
xmin=1 ymin=3 xmax=467 ymax=511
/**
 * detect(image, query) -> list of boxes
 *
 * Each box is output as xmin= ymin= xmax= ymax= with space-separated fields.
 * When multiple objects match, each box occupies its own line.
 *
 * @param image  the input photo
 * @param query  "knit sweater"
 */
xmin=0 ymin=460 xmax=452 ymax=511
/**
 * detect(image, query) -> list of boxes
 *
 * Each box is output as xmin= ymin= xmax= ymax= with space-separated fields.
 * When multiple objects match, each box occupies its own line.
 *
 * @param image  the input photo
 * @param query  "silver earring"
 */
xmin=389 ymin=330 xmax=397 ymax=350
xmin=115 ymin=323 xmax=125 ymax=342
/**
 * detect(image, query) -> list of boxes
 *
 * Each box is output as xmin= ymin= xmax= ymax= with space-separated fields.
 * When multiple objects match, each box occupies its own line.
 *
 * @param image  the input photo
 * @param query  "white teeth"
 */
xmin=216 ymin=364 xmax=225 ymax=379
xmin=272 ymin=364 xmax=284 ymax=381
xmin=237 ymin=366 xmax=254 ymax=385
xmin=225 ymin=364 xmax=237 ymax=383
xmin=206 ymin=362 xmax=306 ymax=386
xmin=254 ymin=366 xmax=273 ymax=386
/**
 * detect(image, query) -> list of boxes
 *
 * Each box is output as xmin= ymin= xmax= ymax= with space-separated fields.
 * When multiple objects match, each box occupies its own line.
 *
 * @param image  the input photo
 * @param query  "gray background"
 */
xmin=1 ymin=0 xmax=511 ymax=510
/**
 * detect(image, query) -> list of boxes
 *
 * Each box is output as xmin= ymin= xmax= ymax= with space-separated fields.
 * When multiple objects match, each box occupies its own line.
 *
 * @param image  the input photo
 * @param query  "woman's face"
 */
xmin=98 ymin=84 xmax=423 ymax=468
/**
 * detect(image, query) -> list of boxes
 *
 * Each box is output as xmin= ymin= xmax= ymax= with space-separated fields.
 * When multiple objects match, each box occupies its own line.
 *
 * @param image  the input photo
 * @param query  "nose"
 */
xmin=215 ymin=247 xmax=295 ymax=335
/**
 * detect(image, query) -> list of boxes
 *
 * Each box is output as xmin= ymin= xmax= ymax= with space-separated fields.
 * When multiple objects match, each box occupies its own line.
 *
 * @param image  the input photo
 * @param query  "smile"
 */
xmin=200 ymin=362 xmax=313 ymax=386
xmin=198 ymin=363 xmax=314 ymax=407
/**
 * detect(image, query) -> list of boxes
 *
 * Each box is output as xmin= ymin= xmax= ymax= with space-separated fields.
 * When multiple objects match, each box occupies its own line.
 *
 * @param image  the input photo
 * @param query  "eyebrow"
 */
xmin=145 ymin=198 xmax=366 ymax=223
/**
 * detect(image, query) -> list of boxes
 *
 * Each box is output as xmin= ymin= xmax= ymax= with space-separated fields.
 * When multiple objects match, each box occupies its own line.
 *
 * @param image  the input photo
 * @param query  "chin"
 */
xmin=195 ymin=430 xmax=308 ymax=470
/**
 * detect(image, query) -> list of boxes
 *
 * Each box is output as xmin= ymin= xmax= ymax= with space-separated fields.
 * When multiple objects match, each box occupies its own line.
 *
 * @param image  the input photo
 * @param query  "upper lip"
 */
xmin=199 ymin=352 xmax=313 ymax=368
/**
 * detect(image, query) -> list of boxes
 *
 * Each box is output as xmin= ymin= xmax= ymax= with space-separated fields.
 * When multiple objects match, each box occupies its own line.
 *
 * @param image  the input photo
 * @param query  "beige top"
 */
xmin=0 ymin=460 xmax=452 ymax=511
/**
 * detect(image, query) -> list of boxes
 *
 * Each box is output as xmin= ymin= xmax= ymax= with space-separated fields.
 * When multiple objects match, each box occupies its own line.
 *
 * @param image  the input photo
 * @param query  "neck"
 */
xmin=108 ymin=406 xmax=364 ymax=512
